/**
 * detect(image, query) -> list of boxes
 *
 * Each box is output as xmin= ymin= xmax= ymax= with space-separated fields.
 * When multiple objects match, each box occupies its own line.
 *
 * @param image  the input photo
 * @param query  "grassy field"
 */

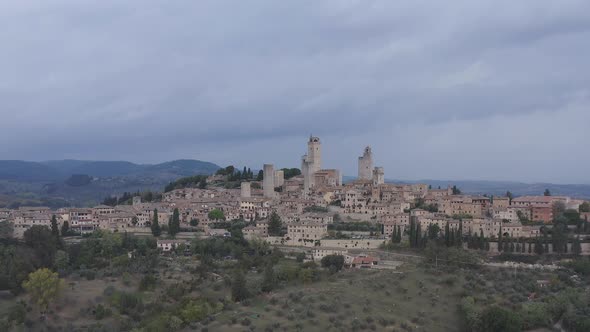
xmin=208 ymin=265 xmax=465 ymax=332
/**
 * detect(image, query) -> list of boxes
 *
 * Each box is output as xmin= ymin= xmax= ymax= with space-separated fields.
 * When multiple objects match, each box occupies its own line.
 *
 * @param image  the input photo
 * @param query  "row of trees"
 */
xmin=216 ymin=166 xmax=258 ymax=182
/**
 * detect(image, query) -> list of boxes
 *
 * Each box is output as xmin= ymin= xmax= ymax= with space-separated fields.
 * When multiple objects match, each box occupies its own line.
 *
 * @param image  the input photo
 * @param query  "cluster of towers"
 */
xmin=240 ymin=136 xmax=384 ymax=199
xmin=240 ymin=164 xmax=284 ymax=199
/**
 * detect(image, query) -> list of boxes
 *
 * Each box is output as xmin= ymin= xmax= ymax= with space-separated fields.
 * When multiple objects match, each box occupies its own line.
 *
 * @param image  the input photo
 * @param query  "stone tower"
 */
xmin=373 ymin=167 xmax=384 ymax=186
xmin=263 ymin=164 xmax=275 ymax=198
xmin=358 ymin=146 xmax=373 ymax=180
xmin=240 ymin=181 xmax=251 ymax=198
xmin=301 ymin=136 xmax=321 ymax=193
xmin=274 ymin=170 xmax=285 ymax=187
xmin=306 ymin=136 xmax=321 ymax=174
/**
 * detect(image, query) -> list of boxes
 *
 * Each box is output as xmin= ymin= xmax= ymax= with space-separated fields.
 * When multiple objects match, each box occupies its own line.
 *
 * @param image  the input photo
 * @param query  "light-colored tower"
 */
xmin=373 ymin=167 xmax=384 ymax=186
xmin=263 ymin=164 xmax=275 ymax=198
xmin=240 ymin=181 xmax=251 ymax=198
xmin=274 ymin=170 xmax=285 ymax=187
xmin=307 ymin=136 xmax=322 ymax=174
xmin=358 ymin=146 xmax=373 ymax=180
xmin=301 ymin=136 xmax=321 ymax=194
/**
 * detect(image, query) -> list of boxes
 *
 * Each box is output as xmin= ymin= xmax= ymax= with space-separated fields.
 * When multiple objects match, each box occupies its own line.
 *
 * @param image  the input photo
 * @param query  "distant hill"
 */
xmin=0 ymin=159 xmax=222 ymax=181
xmin=0 ymin=160 xmax=62 ymax=182
xmin=0 ymin=159 xmax=221 ymax=208
xmin=342 ymin=176 xmax=590 ymax=199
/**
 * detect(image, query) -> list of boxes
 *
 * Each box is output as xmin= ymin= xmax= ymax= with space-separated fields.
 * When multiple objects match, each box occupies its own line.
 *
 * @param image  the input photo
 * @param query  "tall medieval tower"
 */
xmin=358 ymin=146 xmax=373 ymax=180
xmin=301 ymin=136 xmax=322 ymax=192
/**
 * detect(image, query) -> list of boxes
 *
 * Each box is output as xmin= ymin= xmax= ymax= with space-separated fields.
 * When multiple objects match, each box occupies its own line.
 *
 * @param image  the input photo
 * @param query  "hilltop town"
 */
xmin=2 ymin=136 xmax=590 ymax=332
xmin=4 ymin=136 xmax=590 ymax=257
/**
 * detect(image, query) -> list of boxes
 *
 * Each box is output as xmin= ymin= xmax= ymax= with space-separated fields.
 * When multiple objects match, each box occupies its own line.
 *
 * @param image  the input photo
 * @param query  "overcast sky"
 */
xmin=1 ymin=1 xmax=589 ymax=183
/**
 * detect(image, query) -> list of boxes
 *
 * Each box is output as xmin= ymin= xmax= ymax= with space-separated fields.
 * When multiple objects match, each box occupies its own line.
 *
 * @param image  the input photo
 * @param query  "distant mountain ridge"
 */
xmin=0 ymin=159 xmax=221 ymax=181
xmin=0 ymin=159 xmax=222 ymax=208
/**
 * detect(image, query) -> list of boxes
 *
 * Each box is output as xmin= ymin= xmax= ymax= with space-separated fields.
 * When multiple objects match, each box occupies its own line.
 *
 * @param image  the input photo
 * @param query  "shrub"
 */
xmin=139 ymin=274 xmax=157 ymax=291
xmin=94 ymin=304 xmax=112 ymax=320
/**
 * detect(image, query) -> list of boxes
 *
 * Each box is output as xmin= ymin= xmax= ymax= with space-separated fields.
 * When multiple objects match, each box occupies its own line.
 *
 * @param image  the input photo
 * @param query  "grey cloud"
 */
xmin=0 ymin=0 xmax=589 ymax=183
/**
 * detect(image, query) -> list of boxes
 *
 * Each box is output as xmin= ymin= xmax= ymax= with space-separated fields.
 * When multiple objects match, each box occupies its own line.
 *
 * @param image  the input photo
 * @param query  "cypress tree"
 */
xmin=528 ymin=242 xmax=532 ymax=254
xmin=61 ymin=220 xmax=69 ymax=237
xmin=168 ymin=208 xmax=180 ymax=237
xmin=151 ymin=209 xmax=161 ymax=237
xmin=391 ymin=226 xmax=397 ymax=243
xmin=535 ymin=238 xmax=544 ymax=255
xmin=409 ymin=220 xmax=415 ymax=248
xmin=397 ymin=225 xmax=402 ymax=243
xmin=458 ymin=220 xmax=463 ymax=246
xmin=498 ymin=227 xmax=503 ymax=252
xmin=445 ymin=222 xmax=450 ymax=247
xmin=415 ymin=223 xmax=422 ymax=248
xmin=479 ymin=229 xmax=485 ymax=250
xmin=50 ymin=215 xmax=60 ymax=238
xmin=521 ymin=239 xmax=526 ymax=253
xmin=573 ymin=236 xmax=582 ymax=255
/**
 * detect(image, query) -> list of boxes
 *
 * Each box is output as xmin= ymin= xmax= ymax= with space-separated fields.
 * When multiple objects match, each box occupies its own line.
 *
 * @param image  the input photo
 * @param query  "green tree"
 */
xmin=415 ymin=223 xmax=422 ymax=248
xmin=409 ymin=220 xmax=416 ymax=247
xmin=534 ymin=238 xmax=544 ymax=255
xmin=268 ymin=211 xmax=283 ymax=236
xmin=0 ymin=220 xmax=14 ymax=239
xmin=168 ymin=208 xmax=181 ymax=237
xmin=445 ymin=222 xmax=450 ymax=247
xmin=231 ymin=270 xmax=249 ymax=302
xmin=256 ymin=170 xmax=264 ymax=181
xmin=261 ymin=264 xmax=276 ymax=292
xmin=506 ymin=191 xmax=514 ymax=204
xmin=53 ymin=250 xmax=69 ymax=272
xmin=22 ymin=268 xmax=62 ymax=311
xmin=24 ymin=226 xmax=58 ymax=268
xmin=50 ymin=215 xmax=59 ymax=238
xmin=580 ymin=201 xmax=590 ymax=213
xmin=452 ymin=185 xmax=461 ymax=195
xmin=572 ymin=236 xmax=582 ymax=255
xmin=321 ymin=254 xmax=345 ymax=272
xmin=478 ymin=306 xmax=522 ymax=332
xmin=208 ymin=209 xmax=225 ymax=221
xmin=60 ymin=220 xmax=69 ymax=237
xmin=428 ymin=224 xmax=440 ymax=240
xmin=151 ymin=209 xmax=161 ymax=237
xmin=544 ymin=189 xmax=551 ymax=196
